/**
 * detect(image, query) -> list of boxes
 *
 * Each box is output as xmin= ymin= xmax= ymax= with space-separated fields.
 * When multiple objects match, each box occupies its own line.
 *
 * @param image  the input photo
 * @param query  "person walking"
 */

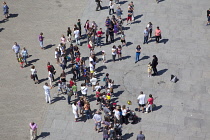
xmin=96 ymin=0 xmax=102 ymax=11
xmin=29 ymin=122 xmax=37 ymax=140
xmin=43 ymin=82 xmax=52 ymax=104
xmin=155 ymin=26 xmax=161 ymax=43
xmin=39 ymin=32 xmax=44 ymax=49
xmin=137 ymin=91 xmax=146 ymax=113
xmin=72 ymin=101 xmax=79 ymax=122
xmin=12 ymin=42 xmax=20 ymax=58
xmin=3 ymin=2 xmax=9 ymax=19
xmin=47 ymin=62 xmax=56 ymax=81
xmin=84 ymin=101 xmax=91 ymax=121
xmin=77 ymin=19 xmax=82 ymax=36
xmin=109 ymin=27 xmax=114 ymax=42
xmin=93 ymin=111 xmax=102 ymax=133
xmin=151 ymin=55 xmax=158 ymax=75
xmin=105 ymin=27 xmax=110 ymax=44
xmin=120 ymin=31 xmax=126 ymax=46
xmin=136 ymin=131 xmax=145 ymax=140
xmin=145 ymin=94 xmax=154 ymax=113
xmin=135 ymin=45 xmax=141 ymax=63
xmin=67 ymin=27 xmax=72 ymax=42
xmin=147 ymin=22 xmax=153 ymax=39
xmin=109 ymin=2 xmax=114 ymax=15
xmin=112 ymin=45 xmax=117 ymax=62
xmin=31 ymin=65 xmax=39 ymax=84
xmin=127 ymin=7 xmax=133 ymax=25
xmin=143 ymin=27 xmax=149 ymax=44
xmin=21 ymin=47 xmax=28 ymax=66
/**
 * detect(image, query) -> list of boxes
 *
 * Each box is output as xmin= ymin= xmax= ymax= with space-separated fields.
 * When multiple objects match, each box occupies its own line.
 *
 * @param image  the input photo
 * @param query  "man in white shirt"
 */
xmin=93 ymin=111 xmax=102 ymax=132
xmin=137 ymin=91 xmax=146 ymax=113
xmin=72 ymin=101 xmax=79 ymax=122
xmin=43 ymin=82 xmax=52 ymax=104
xmin=90 ymin=75 xmax=97 ymax=92
xmin=74 ymin=28 xmax=81 ymax=46
xmin=12 ymin=42 xmax=20 ymax=58
xmin=81 ymin=83 xmax=88 ymax=97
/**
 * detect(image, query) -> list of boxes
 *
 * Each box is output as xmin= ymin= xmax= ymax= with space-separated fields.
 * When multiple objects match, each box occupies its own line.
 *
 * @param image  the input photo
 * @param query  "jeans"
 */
xmin=135 ymin=52 xmax=140 ymax=62
xmin=39 ymin=41 xmax=43 ymax=48
xmin=22 ymin=55 xmax=28 ymax=64
xmin=75 ymin=37 xmax=81 ymax=45
xmin=84 ymin=110 xmax=91 ymax=120
xmin=146 ymin=104 xmax=152 ymax=112
xmin=67 ymin=95 xmax=71 ymax=104
xmin=96 ymin=36 xmax=101 ymax=46
xmin=106 ymin=35 xmax=109 ymax=43
xmin=143 ymin=36 xmax=148 ymax=44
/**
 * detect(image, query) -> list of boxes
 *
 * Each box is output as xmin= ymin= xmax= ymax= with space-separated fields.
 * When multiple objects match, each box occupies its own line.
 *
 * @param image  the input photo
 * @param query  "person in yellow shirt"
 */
xmin=148 ymin=62 xmax=152 ymax=77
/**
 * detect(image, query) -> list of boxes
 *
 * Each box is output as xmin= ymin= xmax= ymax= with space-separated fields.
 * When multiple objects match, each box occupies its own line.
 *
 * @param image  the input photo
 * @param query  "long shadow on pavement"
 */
xmin=158 ymin=68 xmax=168 ymax=76
xmin=37 ymin=132 xmax=50 ymax=139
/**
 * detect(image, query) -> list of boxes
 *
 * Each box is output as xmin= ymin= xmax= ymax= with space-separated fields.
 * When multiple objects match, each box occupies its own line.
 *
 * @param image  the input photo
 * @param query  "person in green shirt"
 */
xmin=72 ymin=83 xmax=78 ymax=98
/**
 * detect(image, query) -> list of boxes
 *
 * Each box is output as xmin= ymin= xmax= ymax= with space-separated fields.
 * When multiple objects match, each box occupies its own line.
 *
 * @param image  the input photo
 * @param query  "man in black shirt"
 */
xmin=77 ymin=19 xmax=81 ymax=36
xmin=152 ymin=55 xmax=158 ymax=75
xmin=96 ymin=0 xmax=102 ymax=11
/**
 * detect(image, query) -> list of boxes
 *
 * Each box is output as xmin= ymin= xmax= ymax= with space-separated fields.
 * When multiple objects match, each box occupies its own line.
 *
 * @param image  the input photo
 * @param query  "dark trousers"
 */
xmin=76 ymin=70 xmax=80 ymax=79
xmin=106 ymin=35 xmax=109 ymax=43
xmin=67 ymin=95 xmax=71 ymax=104
xmin=33 ymin=74 xmax=39 ymax=81
xmin=110 ymin=35 xmax=114 ymax=42
xmin=122 ymin=115 xmax=128 ymax=124
xmin=149 ymin=29 xmax=152 ymax=38
xmin=112 ymin=55 xmax=116 ymax=62
xmin=152 ymin=66 xmax=158 ymax=75
xmin=96 ymin=2 xmax=102 ymax=11
xmin=156 ymin=36 xmax=160 ymax=43
xmin=109 ymin=9 xmax=114 ymax=15
xmin=143 ymin=36 xmax=148 ymax=44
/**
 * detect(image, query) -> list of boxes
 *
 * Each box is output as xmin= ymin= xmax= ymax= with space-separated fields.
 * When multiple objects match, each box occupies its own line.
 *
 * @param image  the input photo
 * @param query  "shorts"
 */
xmin=139 ymin=104 xmax=145 ymax=107
xmin=95 ymin=122 xmax=101 ymax=129
xmin=127 ymin=16 xmax=132 ymax=21
xmin=121 ymin=40 xmax=126 ymax=43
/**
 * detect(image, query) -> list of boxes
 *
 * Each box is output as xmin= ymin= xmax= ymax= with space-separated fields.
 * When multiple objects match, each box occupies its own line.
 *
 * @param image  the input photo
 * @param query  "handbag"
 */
xmin=30 ymin=74 xmax=34 ymax=79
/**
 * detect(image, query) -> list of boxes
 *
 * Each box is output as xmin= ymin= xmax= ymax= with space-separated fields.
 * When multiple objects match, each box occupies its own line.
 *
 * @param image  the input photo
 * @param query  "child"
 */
xmin=102 ymin=50 xmax=106 ymax=64
xmin=72 ymin=83 xmax=78 ymax=98
xmin=121 ymin=31 xmax=126 ymax=47
xmin=18 ymin=54 xmax=24 ymax=68
xmin=148 ymin=62 xmax=152 ymax=77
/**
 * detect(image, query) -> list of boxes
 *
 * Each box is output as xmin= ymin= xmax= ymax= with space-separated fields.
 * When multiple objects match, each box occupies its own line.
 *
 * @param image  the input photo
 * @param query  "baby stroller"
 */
xmin=127 ymin=108 xmax=139 ymax=124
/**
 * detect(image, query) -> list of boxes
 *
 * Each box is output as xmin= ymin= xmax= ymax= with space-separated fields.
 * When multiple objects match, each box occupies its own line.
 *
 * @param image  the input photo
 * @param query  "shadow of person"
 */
xmin=126 ymin=42 xmax=133 ymax=46
xmin=45 ymin=44 xmax=55 ymax=50
xmin=0 ymin=28 xmax=5 ymax=32
xmin=123 ymin=132 xmax=134 ymax=139
xmin=51 ymin=96 xmax=66 ymax=104
xmin=159 ymin=39 xmax=169 ymax=44
xmin=37 ymin=132 xmax=50 ymax=139
xmin=9 ymin=14 xmax=19 ymax=18
xmin=158 ymin=69 xmax=168 ymax=75
xmin=134 ymin=14 xmax=143 ymax=20
xmin=140 ymin=55 xmax=150 ymax=61
xmin=153 ymin=105 xmax=162 ymax=111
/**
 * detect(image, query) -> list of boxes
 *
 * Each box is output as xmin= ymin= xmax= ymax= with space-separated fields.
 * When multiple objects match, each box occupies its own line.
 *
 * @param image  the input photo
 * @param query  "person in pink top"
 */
xmin=29 ymin=122 xmax=37 ymax=140
xmin=145 ymin=94 xmax=154 ymax=113
xmin=155 ymin=26 xmax=161 ymax=43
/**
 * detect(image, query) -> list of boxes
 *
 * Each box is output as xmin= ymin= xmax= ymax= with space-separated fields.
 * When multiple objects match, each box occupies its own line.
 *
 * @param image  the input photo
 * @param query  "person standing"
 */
xmin=74 ymin=28 xmax=81 ymax=46
xmin=96 ymin=0 xmax=102 ymax=11
xmin=29 ymin=122 xmax=37 ymax=140
xmin=3 ymin=2 xmax=9 ymax=19
xmin=77 ymin=19 xmax=82 ymax=36
xmin=84 ymin=101 xmax=91 ymax=121
xmin=127 ymin=7 xmax=133 ymax=25
xmin=155 ymin=26 xmax=161 ymax=43
xmin=67 ymin=27 xmax=72 ymax=42
xmin=105 ymin=27 xmax=110 ymax=44
xmin=112 ymin=45 xmax=117 ymax=62
xmin=206 ymin=8 xmax=210 ymax=26
xmin=147 ymin=22 xmax=153 ymax=39
xmin=151 ymin=55 xmax=158 ymax=75
xmin=72 ymin=101 xmax=79 ymax=122
xmin=31 ymin=65 xmax=39 ymax=84
xmin=137 ymin=91 xmax=146 ymax=113
xmin=12 ymin=42 xmax=20 ymax=58
xmin=39 ymin=32 xmax=44 ymax=49
xmin=109 ymin=2 xmax=114 ymax=15
xmin=81 ymin=83 xmax=88 ymax=97
xmin=43 ymin=82 xmax=52 ymax=104
xmin=145 ymin=94 xmax=154 ymax=113
xmin=21 ymin=47 xmax=28 ymax=66
xmin=93 ymin=111 xmax=102 ymax=133
xmin=135 ymin=45 xmax=141 ymax=63
xmin=90 ymin=75 xmax=97 ymax=92
xmin=109 ymin=27 xmax=114 ymax=42
xmin=103 ymin=126 xmax=109 ymax=140
xmin=96 ymin=28 xmax=103 ymax=47
xmin=143 ymin=27 xmax=149 ymax=44
xmin=116 ymin=6 xmax=123 ymax=18
xmin=147 ymin=62 xmax=152 ymax=77
xmin=47 ymin=62 xmax=56 ymax=81
xmin=117 ymin=45 xmax=122 ymax=61
xmin=103 ymin=73 xmax=109 ymax=90
xmin=136 ymin=131 xmax=145 ymax=140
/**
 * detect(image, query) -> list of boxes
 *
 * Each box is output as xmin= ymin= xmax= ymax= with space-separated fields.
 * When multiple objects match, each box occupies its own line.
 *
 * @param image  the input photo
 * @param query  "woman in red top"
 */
xmin=145 ymin=94 xmax=154 ymax=113
xmin=69 ymin=78 xmax=75 ymax=88
xmin=96 ymin=89 xmax=101 ymax=105
xmin=155 ymin=26 xmax=161 ymax=43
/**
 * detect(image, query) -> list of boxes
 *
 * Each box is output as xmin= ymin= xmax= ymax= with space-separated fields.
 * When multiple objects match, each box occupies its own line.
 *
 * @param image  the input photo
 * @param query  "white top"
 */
xmin=95 ymin=85 xmax=101 ymax=91
xmin=110 ymin=4 xmax=114 ymax=9
xmin=89 ymin=63 xmax=94 ymax=71
xmin=147 ymin=24 xmax=152 ymax=30
xmin=137 ymin=94 xmax=146 ymax=104
xmin=108 ymin=83 xmax=113 ymax=88
xmin=113 ymin=109 xmax=120 ymax=120
xmin=89 ymin=56 xmax=94 ymax=63
xmin=31 ymin=69 xmax=37 ymax=75
xmin=74 ymin=30 xmax=80 ymax=38
xmin=81 ymin=86 xmax=88 ymax=95
xmin=43 ymin=85 xmax=50 ymax=95
xmin=12 ymin=45 xmax=20 ymax=53
xmin=55 ymin=51 xmax=58 ymax=59
xmin=122 ymin=109 xmax=127 ymax=116
xmin=90 ymin=77 xmax=97 ymax=85
xmin=72 ymin=104 xmax=78 ymax=114
xmin=112 ymin=48 xmax=116 ymax=55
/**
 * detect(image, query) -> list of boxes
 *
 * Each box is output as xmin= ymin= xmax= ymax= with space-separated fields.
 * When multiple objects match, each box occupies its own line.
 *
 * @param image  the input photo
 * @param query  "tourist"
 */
xmin=77 ymin=19 xmax=82 ymax=36
xmin=143 ymin=27 xmax=149 ymax=44
xmin=93 ymin=111 xmax=102 ymax=132
xmin=135 ymin=45 xmax=141 ymax=63
xmin=152 ymin=55 xmax=158 ymax=75
xmin=31 ymin=65 xmax=39 ymax=84
xmin=96 ymin=28 xmax=103 ymax=48
xmin=3 ymin=2 xmax=9 ymax=19
xmin=12 ymin=42 xmax=20 ymax=58
xmin=72 ymin=101 xmax=79 ymax=122
xmin=207 ymin=8 xmax=210 ymax=26
xmin=39 ymin=32 xmax=44 ymax=49
xmin=148 ymin=62 xmax=152 ymax=77
xmin=90 ymin=75 xmax=97 ymax=92
xmin=145 ymin=94 xmax=154 ymax=113
xmin=84 ymin=101 xmax=91 ymax=121
xmin=120 ymin=31 xmax=126 ymax=46
xmin=29 ymin=122 xmax=37 ymax=140
xmin=137 ymin=131 xmax=145 ymax=140
xmin=74 ymin=27 xmax=81 ymax=46
xmin=155 ymin=26 xmax=161 ymax=43
xmin=103 ymin=126 xmax=109 ymax=140
xmin=147 ymin=22 xmax=153 ymax=39
xmin=67 ymin=27 xmax=72 ymax=42
xmin=109 ymin=2 xmax=115 ymax=15
xmin=137 ymin=91 xmax=146 ymax=113
xmin=96 ymin=0 xmax=102 ymax=11
xmin=43 ymin=82 xmax=52 ymax=104
xmin=112 ymin=45 xmax=117 ymax=62
xmin=81 ymin=83 xmax=88 ymax=97
xmin=117 ymin=45 xmax=122 ymax=61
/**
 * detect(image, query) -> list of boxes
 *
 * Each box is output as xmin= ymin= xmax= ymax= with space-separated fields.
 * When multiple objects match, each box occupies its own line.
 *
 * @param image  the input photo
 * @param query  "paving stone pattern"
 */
xmin=0 ymin=0 xmax=210 ymax=140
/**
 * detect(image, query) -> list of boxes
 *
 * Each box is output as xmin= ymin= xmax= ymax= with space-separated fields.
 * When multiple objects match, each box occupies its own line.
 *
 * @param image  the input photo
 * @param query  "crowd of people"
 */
xmin=5 ymin=0 xmax=169 ymax=139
